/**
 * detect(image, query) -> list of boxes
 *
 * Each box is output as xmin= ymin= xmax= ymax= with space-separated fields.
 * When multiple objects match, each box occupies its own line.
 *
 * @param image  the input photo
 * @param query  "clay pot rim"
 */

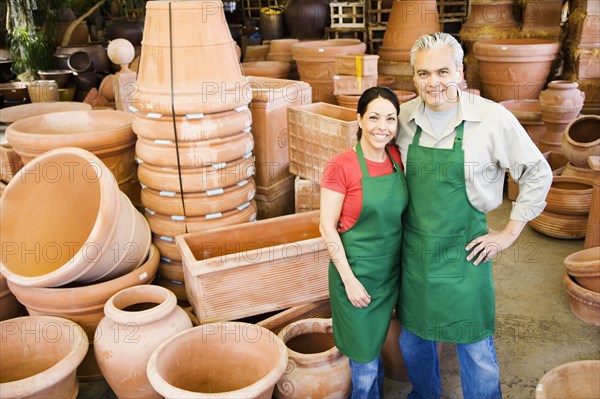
xmin=278 ymin=318 xmax=342 ymax=365
xmin=0 ymin=101 xmax=92 ymax=124
xmin=536 ymin=360 xmax=600 ymax=399
xmin=472 ymin=39 xmax=560 ymax=60
xmin=104 ymin=284 xmax=177 ymax=325
xmin=0 ymin=315 xmax=88 ymax=396
xmin=500 ymin=99 xmax=542 ymax=122
xmin=564 ymin=115 xmax=600 ymax=148
xmin=547 ymin=80 xmax=580 ymax=90
xmin=292 ymin=39 xmax=366 ymax=61
xmin=564 ymin=274 xmax=600 ymax=306
xmin=549 ymin=176 xmax=595 ymax=193
xmin=147 ymin=322 xmax=288 ymax=397
xmin=564 ymin=247 xmax=600 ymax=276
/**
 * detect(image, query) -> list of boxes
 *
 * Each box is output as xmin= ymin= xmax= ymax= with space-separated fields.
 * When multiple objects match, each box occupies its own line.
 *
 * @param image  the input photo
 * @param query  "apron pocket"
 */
xmin=402 ymin=224 xmax=466 ymax=280
xmin=354 ymin=252 xmax=400 ymax=296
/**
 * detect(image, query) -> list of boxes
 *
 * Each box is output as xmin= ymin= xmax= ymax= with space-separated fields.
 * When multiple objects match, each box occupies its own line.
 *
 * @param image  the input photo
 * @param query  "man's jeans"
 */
xmin=399 ymin=327 xmax=502 ymax=399
xmin=349 ymin=354 xmax=385 ymax=399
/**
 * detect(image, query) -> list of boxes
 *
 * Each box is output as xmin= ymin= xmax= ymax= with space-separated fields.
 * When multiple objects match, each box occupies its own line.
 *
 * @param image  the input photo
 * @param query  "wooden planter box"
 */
xmin=176 ymin=210 xmax=329 ymax=323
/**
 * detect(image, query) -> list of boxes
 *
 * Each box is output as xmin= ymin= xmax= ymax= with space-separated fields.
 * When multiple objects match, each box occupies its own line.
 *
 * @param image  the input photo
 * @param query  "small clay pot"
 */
xmin=561 ymin=115 xmax=600 ymax=168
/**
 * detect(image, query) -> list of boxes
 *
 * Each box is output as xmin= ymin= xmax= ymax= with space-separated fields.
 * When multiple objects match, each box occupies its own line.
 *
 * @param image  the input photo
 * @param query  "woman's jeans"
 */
xmin=399 ymin=327 xmax=502 ymax=399
xmin=349 ymin=354 xmax=384 ymax=399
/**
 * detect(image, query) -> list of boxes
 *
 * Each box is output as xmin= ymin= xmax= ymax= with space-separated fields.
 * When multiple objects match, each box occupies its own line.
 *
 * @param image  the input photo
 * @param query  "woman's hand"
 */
xmin=343 ymin=276 xmax=371 ymax=308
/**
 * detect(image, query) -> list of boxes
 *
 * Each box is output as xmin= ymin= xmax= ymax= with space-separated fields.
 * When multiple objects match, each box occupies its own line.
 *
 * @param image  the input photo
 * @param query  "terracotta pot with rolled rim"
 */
xmin=535 ymin=360 xmax=600 ymax=399
xmin=563 ymin=274 xmax=600 ymax=326
xmin=0 ymin=316 xmax=88 ymax=398
xmin=134 ymin=0 xmax=251 ymax=115
xmin=0 ymin=273 xmax=24 ymax=321
xmin=274 ymin=318 xmax=351 ymax=399
xmin=562 ymin=162 xmax=600 ymax=186
xmin=472 ymin=39 xmax=561 ymax=102
xmin=544 ymin=176 xmax=594 ymax=216
xmin=564 ymin=246 xmax=600 ymax=293
xmin=6 ymin=245 xmax=160 ymax=381
xmin=0 ymin=147 xmax=150 ymax=288
xmin=6 ymin=110 xmax=136 ymax=184
xmin=95 ymin=285 xmax=192 ymax=399
xmin=153 ymin=234 xmax=182 ymax=261
xmin=561 ymin=115 xmax=600 ymax=168
xmin=500 ymin=99 xmax=545 ymax=144
xmin=267 ymin=39 xmax=299 ymax=62
xmin=147 ymin=322 xmax=288 ymax=398
xmin=242 ymin=61 xmax=291 ymax=79
xmin=459 ymin=1 xmax=518 ymax=51
xmin=0 ymin=101 xmax=91 ymax=125
xmin=530 ymin=210 xmax=588 ymax=239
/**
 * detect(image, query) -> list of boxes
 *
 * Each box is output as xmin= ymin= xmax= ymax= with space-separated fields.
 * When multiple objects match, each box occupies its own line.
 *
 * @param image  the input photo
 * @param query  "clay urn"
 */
xmin=561 ymin=115 xmax=600 ymax=168
xmin=500 ymin=99 xmax=545 ymax=144
xmin=0 ymin=315 xmax=88 ymax=398
xmin=6 ymin=245 xmax=160 ymax=381
xmin=146 ymin=322 xmax=288 ymax=398
xmin=563 ymin=274 xmax=600 ymax=326
xmin=472 ymin=39 xmax=561 ymax=102
xmin=536 ymin=360 xmax=600 ymax=399
xmin=95 ymin=285 xmax=192 ymax=398
xmin=0 ymin=147 xmax=151 ymax=287
xmin=274 ymin=318 xmax=351 ymax=399
xmin=564 ymin=247 xmax=600 ymax=293
xmin=539 ymin=80 xmax=585 ymax=153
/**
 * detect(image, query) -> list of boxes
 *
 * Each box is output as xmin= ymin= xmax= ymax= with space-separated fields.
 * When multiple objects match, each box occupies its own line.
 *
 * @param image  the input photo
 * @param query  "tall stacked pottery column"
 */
xmin=131 ymin=0 xmax=257 ymax=301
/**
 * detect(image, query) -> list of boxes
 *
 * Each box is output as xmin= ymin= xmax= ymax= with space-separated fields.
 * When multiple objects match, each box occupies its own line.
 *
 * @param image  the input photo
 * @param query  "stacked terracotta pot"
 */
xmin=519 ymin=0 xmax=564 ymax=41
xmin=130 ymin=0 xmax=258 ymax=299
xmin=563 ymin=247 xmax=600 ymax=326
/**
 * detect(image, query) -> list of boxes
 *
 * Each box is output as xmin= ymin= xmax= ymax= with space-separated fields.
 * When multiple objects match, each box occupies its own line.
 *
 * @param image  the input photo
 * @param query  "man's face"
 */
xmin=413 ymin=46 xmax=464 ymax=112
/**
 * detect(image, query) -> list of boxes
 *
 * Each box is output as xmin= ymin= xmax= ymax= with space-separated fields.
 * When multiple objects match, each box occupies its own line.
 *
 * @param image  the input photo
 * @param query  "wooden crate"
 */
xmin=330 ymin=2 xmax=366 ymax=28
xmin=325 ymin=27 xmax=367 ymax=42
xmin=366 ymin=0 xmax=392 ymax=26
xmin=176 ymin=210 xmax=329 ymax=323
xmin=367 ymin=25 xmax=387 ymax=54
xmin=295 ymin=177 xmax=321 ymax=213
xmin=287 ymin=102 xmax=359 ymax=182
xmin=241 ymin=0 xmax=264 ymax=20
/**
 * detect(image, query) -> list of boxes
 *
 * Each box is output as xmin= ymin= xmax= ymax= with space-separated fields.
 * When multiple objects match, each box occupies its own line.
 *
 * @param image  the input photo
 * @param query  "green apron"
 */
xmin=398 ymin=122 xmax=495 ymax=344
xmin=329 ymin=141 xmax=408 ymax=362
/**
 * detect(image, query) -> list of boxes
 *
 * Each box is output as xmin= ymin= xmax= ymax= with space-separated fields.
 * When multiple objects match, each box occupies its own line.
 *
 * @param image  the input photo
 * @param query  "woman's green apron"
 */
xmin=398 ymin=122 xmax=495 ymax=344
xmin=329 ymin=141 xmax=408 ymax=362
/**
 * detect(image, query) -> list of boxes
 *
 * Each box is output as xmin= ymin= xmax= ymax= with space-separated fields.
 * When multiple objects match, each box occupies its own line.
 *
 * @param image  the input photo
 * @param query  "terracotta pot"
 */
xmin=563 ymin=274 xmax=600 ymax=326
xmin=144 ymin=200 xmax=257 ymax=237
xmin=95 ymin=285 xmax=192 ymax=398
xmin=132 ymin=107 xmax=252 ymax=141
xmin=137 ymin=155 xmax=255 ymax=192
xmin=56 ymin=21 xmax=89 ymax=46
xmin=536 ymin=360 xmax=600 ymax=399
xmin=242 ymin=61 xmax=291 ymax=79
xmin=158 ymin=259 xmax=184 ymax=282
xmin=284 ymin=0 xmax=330 ymax=40
xmin=7 ymin=245 xmax=159 ymax=381
xmin=244 ymin=44 xmax=270 ymax=62
xmin=6 ymin=110 xmax=136 ymax=184
xmin=274 ymin=318 xmax=351 ymax=399
xmin=544 ymin=176 xmax=594 ymax=216
xmin=586 ymin=184 xmax=600 ymax=250
xmin=379 ymin=0 xmax=440 ymax=62
xmin=522 ymin=0 xmax=563 ymax=33
xmin=147 ymin=322 xmax=288 ymax=398
xmin=152 ymin=275 xmax=187 ymax=302
xmin=0 ymin=148 xmax=150 ymax=287
xmin=561 ymin=115 xmax=600 ymax=168
xmin=267 ymin=39 xmax=299 ymax=61
xmin=500 ymin=99 xmax=545 ymax=144
xmin=0 ymin=101 xmax=91 ymax=124
xmin=0 ymin=273 xmax=24 ymax=321
xmin=459 ymin=1 xmax=518 ymax=51
xmin=0 ymin=316 xmax=88 ymax=398
xmin=141 ymin=177 xmax=256 ymax=217
xmin=27 ymin=80 xmax=59 ymax=103
xmin=472 ymin=39 xmax=561 ymax=102
xmin=153 ymin=234 xmax=182 ymax=261
xmin=562 ymin=162 xmax=600 ymax=186
xmin=564 ymin=247 xmax=600 ymax=293
xmin=530 ymin=210 xmax=588 ymax=239
xmin=134 ymin=0 xmax=250 ymax=115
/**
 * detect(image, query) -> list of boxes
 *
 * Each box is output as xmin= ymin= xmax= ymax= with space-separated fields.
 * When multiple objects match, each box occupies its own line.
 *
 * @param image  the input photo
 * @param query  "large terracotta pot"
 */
xmin=242 ymin=61 xmax=291 ymax=79
xmin=0 ymin=316 xmax=87 ymax=398
xmin=0 ymin=101 xmax=91 ymax=124
xmin=0 ymin=147 xmax=150 ymax=287
xmin=472 ymin=39 xmax=561 ymax=102
xmin=459 ymin=1 xmax=518 ymax=51
xmin=274 ymin=318 xmax=351 ymax=399
xmin=563 ymin=274 xmax=600 ymax=326
xmin=500 ymin=99 xmax=545 ymax=144
xmin=529 ymin=210 xmax=588 ymax=239
xmin=284 ymin=0 xmax=330 ymax=40
xmin=564 ymin=247 xmax=600 ymax=293
xmin=95 ymin=285 xmax=192 ymax=398
xmin=544 ymin=176 xmax=594 ymax=216
xmin=562 ymin=162 xmax=600 ymax=186
xmin=536 ymin=360 xmax=600 ymax=399
xmin=147 ymin=322 xmax=288 ymax=398
xmin=134 ymin=0 xmax=250 ymax=115
xmin=0 ymin=273 xmax=23 ymax=321
xmin=7 ymin=245 xmax=159 ymax=381
xmin=5 ymin=110 xmax=136 ymax=184
xmin=561 ymin=115 xmax=600 ymax=168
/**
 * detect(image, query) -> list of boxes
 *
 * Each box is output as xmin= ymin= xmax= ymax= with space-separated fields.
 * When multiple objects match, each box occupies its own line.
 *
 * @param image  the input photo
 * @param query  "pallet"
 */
xmin=366 ymin=0 xmax=392 ymax=26
xmin=330 ymin=2 xmax=366 ymax=28
xmin=325 ymin=27 xmax=367 ymax=42
xmin=367 ymin=24 xmax=387 ymax=55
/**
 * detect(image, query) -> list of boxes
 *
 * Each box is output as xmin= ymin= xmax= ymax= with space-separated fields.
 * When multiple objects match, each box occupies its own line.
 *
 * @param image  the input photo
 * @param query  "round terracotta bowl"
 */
xmin=562 ymin=115 xmax=600 ymax=168
xmin=292 ymin=39 xmax=366 ymax=62
xmin=564 ymin=247 xmax=600 ymax=293
xmin=0 ymin=315 xmax=88 ymax=398
xmin=536 ymin=360 xmax=600 ymax=398
xmin=0 ymin=101 xmax=91 ymax=125
xmin=242 ymin=61 xmax=291 ymax=79
xmin=563 ymin=274 xmax=600 ymax=326
xmin=544 ymin=176 xmax=594 ymax=216
xmin=147 ymin=322 xmax=288 ymax=398
xmin=562 ymin=162 xmax=600 ymax=186
xmin=529 ymin=210 xmax=588 ymax=239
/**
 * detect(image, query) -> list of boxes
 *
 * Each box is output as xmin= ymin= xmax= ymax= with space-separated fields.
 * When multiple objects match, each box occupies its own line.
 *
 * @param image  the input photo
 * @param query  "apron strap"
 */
xmin=356 ymin=141 xmax=399 ymax=177
xmin=411 ymin=121 xmax=466 ymax=149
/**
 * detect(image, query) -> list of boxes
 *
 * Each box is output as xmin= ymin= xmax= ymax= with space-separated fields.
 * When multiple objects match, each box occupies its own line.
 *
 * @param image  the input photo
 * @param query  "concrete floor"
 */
xmin=75 ymin=197 xmax=599 ymax=399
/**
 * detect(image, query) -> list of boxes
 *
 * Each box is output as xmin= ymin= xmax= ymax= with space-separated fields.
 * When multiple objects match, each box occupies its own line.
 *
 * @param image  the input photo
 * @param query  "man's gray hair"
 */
xmin=410 ymin=32 xmax=464 ymax=69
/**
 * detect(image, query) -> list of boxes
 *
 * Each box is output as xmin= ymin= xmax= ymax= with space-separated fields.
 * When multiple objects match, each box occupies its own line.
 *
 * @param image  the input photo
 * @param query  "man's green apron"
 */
xmin=398 ymin=122 xmax=495 ymax=344
xmin=329 ymin=141 xmax=408 ymax=362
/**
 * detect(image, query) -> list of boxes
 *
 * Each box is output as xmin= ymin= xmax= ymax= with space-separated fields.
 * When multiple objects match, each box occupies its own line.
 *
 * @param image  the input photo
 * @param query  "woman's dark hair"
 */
xmin=356 ymin=86 xmax=400 ymax=140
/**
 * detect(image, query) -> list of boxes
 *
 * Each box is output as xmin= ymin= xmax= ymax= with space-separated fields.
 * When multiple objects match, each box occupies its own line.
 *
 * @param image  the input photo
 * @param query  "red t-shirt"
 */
xmin=321 ymin=145 xmax=403 ymax=232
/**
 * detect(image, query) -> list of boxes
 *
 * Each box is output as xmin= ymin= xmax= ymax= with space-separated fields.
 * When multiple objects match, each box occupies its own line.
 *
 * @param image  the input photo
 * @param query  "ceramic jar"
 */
xmin=95 ymin=285 xmax=192 ymax=398
xmin=561 ymin=115 xmax=600 ymax=168
xmin=284 ymin=0 xmax=330 ymax=40
xmin=274 ymin=318 xmax=351 ymax=399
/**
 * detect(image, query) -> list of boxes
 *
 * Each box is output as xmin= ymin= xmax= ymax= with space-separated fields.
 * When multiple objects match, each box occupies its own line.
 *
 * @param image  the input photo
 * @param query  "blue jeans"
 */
xmin=399 ymin=327 xmax=502 ymax=399
xmin=349 ymin=354 xmax=384 ymax=399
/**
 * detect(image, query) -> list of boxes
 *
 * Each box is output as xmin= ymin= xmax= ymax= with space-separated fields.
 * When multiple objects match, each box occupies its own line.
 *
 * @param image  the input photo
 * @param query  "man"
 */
xmin=395 ymin=32 xmax=552 ymax=399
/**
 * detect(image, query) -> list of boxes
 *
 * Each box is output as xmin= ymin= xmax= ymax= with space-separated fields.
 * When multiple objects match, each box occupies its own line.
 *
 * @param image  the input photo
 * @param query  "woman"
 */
xmin=320 ymin=86 xmax=408 ymax=398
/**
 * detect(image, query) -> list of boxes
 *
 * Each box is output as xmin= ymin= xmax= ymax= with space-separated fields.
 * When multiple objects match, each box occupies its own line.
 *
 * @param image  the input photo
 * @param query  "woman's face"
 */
xmin=357 ymin=97 xmax=398 ymax=150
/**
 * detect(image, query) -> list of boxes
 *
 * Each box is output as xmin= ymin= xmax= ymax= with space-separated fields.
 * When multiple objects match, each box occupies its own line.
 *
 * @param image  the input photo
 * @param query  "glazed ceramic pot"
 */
xmin=473 ymin=39 xmax=561 ymax=102
xmin=55 ymin=45 xmax=110 ymax=74
xmin=147 ymin=322 xmax=288 ymax=398
xmin=95 ymin=285 xmax=192 ymax=398
xmin=274 ymin=318 xmax=351 ymax=399
xmin=564 ymin=247 xmax=600 ymax=293
xmin=284 ymin=0 xmax=330 ymax=40
xmin=500 ymin=99 xmax=545 ymax=144
xmin=0 ymin=147 xmax=150 ymax=287
xmin=0 ymin=316 xmax=87 ymax=398
xmin=536 ymin=360 xmax=600 ymax=399
xmin=563 ymin=274 xmax=600 ymax=326
xmin=561 ymin=115 xmax=600 ymax=168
